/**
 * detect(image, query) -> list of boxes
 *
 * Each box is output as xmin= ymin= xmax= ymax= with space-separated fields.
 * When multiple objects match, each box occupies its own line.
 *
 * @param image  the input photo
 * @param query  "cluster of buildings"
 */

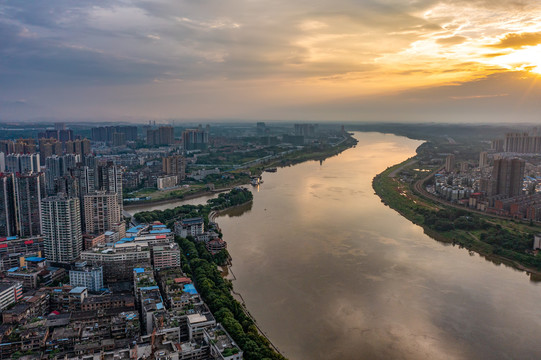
xmin=429 ymin=133 xmax=541 ymax=222
xmin=0 ymin=216 xmax=241 ymax=359
xmin=0 ymin=121 xmax=350 ymax=358
xmin=174 ymin=217 xmax=227 ymax=255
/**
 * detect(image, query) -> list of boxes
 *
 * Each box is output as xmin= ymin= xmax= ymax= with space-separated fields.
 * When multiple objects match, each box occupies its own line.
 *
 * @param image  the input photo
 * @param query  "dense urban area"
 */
xmin=4 ymin=120 xmax=541 ymax=359
xmin=0 ymin=121 xmax=352 ymax=360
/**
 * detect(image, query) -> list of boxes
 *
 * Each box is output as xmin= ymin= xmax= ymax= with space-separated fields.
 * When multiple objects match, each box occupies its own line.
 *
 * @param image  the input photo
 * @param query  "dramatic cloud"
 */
xmin=490 ymin=32 xmax=541 ymax=49
xmin=0 ymin=0 xmax=541 ymax=122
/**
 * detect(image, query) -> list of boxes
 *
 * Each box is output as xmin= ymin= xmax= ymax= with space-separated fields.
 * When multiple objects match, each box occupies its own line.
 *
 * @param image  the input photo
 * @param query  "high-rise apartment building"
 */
xmin=14 ymin=173 xmax=44 ymax=237
xmin=0 ymin=140 xmax=15 ymax=155
xmin=146 ymin=126 xmax=175 ymax=146
xmin=490 ymin=158 xmax=525 ymax=197
xmin=112 ymin=132 xmax=126 ymax=147
xmin=6 ymin=153 xmax=40 ymax=174
xmin=162 ymin=155 xmax=186 ymax=181
xmin=39 ymin=138 xmax=63 ymax=165
xmin=13 ymin=139 xmax=37 ymax=154
xmin=294 ymin=123 xmax=318 ymax=137
xmin=92 ymin=126 xmax=137 ymax=142
xmin=45 ymin=154 xmax=80 ymax=195
xmin=0 ymin=173 xmax=17 ymax=237
xmin=0 ymin=152 xmax=5 ymax=172
xmin=479 ymin=151 xmax=488 ymax=168
xmin=445 ymin=154 xmax=455 ymax=172
xmin=42 ymin=195 xmax=82 ymax=263
xmin=182 ymin=126 xmax=209 ymax=150
xmin=504 ymin=132 xmax=541 ymax=153
xmin=65 ymin=139 xmax=91 ymax=157
xmin=97 ymin=161 xmax=122 ymax=207
xmin=83 ymin=191 xmax=121 ymax=235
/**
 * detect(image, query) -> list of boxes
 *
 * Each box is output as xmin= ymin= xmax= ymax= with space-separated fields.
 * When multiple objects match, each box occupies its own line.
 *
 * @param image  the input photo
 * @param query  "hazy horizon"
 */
xmin=1 ymin=1 xmax=541 ymax=123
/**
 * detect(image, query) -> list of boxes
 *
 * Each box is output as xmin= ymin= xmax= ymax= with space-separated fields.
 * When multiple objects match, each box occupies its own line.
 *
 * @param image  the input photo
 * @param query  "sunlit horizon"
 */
xmin=1 ymin=0 xmax=541 ymax=123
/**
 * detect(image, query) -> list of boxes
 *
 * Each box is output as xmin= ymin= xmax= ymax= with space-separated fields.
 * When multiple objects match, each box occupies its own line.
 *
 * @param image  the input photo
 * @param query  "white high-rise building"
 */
xmin=42 ymin=195 xmax=82 ymax=263
xmin=6 ymin=153 xmax=40 ymax=174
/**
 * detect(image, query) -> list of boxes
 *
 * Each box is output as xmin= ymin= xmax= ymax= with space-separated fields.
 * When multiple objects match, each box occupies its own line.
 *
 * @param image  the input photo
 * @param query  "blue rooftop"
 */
xmin=7 ymin=267 xmax=18 ymax=272
xmin=25 ymin=257 xmax=46 ymax=262
xmin=149 ymin=229 xmax=171 ymax=234
xmin=156 ymin=302 xmax=164 ymax=310
xmin=6 ymin=236 xmax=18 ymax=240
xmin=133 ymin=267 xmax=145 ymax=274
xmin=127 ymin=225 xmax=146 ymax=233
xmin=183 ymin=284 xmax=197 ymax=295
xmin=152 ymin=224 xmax=167 ymax=228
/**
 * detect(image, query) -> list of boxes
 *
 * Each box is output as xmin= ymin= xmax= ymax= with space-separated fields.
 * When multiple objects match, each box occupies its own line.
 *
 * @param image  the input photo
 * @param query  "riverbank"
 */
xmin=124 ymin=189 xmax=214 ymax=210
xmin=125 ymin=134 xmax=358 ymax=210
xmin=373 ymin=157 xmax=541 ymax=276
xmin=130 ymin=188 xmax=285 ymax=359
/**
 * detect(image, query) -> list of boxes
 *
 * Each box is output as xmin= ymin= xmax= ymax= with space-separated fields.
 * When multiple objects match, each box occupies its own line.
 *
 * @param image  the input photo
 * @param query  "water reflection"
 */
xmin=218 ymin=201 xmax=253 ymax=218
xmin=215 ymin=132 xmax=541 ymax=360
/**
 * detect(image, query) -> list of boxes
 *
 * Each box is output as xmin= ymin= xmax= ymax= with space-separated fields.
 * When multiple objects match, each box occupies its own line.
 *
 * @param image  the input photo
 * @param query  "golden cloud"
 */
xmin=490 ymin=32 xmax=541 ymax=49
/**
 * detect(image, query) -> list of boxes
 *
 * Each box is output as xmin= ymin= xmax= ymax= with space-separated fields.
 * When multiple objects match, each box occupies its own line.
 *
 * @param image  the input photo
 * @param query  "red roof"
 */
xmin=174 ymin=277 xmax=192 ymax=284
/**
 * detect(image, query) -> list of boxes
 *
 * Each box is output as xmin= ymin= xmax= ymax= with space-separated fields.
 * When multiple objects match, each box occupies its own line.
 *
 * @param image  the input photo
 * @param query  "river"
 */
xmin=132 ymin=132 xmax=541 ymax=359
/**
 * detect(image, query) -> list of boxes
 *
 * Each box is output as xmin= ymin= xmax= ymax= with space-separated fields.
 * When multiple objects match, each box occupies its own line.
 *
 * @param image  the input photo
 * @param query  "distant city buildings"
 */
xmin=294 ymin=123 xmax=318 ymax=137
xmin=92 ymin=125 xmax=138 ymax=143
xmin=445 ymin=154 xmax=455 ymax=172
xmin=479 ymin=151 xmax=488 ymax=168
xmin=182 ymin=125 xmax=209 ymax=150
xmin=146 ymin=125 xmax=174 ymax=146
xmin=504 ymin=132 xmax=541 ymax=153
xmin=38 ymin=122 xmax=74 ymax=143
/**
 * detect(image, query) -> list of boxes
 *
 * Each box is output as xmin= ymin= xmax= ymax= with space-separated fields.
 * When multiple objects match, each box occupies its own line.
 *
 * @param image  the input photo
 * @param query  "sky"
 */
xmin=1 ymin=0 xmax=541 ymax=123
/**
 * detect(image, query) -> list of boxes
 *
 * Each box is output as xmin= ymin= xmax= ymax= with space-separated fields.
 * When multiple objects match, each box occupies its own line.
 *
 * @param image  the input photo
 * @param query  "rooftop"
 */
xmin=183 ymin=284 xmax=197 ymax=295
xmin=180 ymin=217 xmax=204 ymax=225
xmin=25 ymin=256 xmax=46 ymax=262
xmin=70 ymin=286 xmax=87 ymax=294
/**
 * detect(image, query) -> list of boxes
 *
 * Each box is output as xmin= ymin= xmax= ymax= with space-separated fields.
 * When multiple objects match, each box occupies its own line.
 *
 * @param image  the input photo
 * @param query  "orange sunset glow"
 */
xmin=1 ymin=0 xmax=541 ymax=122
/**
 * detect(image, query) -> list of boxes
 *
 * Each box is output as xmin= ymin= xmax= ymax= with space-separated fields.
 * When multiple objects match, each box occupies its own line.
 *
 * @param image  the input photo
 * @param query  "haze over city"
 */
xmin=2 ymin=0 xmax=541 ymax=123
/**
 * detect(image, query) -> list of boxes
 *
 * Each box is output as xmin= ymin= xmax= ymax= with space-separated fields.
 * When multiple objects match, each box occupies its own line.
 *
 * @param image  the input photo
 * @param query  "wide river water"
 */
xmin=131 ymin=132 xmax=541 ymax=359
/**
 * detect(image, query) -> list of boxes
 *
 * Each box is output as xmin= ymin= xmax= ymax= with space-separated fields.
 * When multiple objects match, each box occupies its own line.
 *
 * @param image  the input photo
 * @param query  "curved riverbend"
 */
xmin=216 ymin=132 xmax=541 ymax=360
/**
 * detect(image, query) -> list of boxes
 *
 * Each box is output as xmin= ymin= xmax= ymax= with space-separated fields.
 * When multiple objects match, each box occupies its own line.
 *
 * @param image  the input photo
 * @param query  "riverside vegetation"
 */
xmin=373 ymin=158 xmax=541 ymax=273
xmin=134 ymin=188 xmax=286 ymax=360
xmin=125 ymin=133 xmax=358 ymax=205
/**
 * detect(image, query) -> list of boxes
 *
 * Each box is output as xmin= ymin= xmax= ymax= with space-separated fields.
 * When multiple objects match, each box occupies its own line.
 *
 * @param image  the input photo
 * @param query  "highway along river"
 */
xmin=135 ymin=132 xmax=541 ymax=360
